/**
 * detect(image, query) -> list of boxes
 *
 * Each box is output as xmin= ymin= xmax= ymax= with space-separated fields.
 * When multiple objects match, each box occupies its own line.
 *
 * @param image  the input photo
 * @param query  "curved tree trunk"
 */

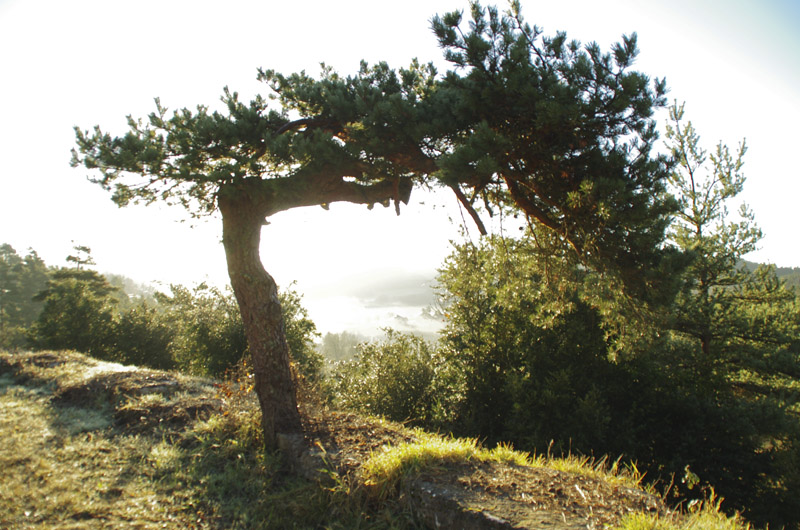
xmin=218 ymin=191 xmax=303 ymax=451
xmin=215 ymin=175 xmax=414 ymax=454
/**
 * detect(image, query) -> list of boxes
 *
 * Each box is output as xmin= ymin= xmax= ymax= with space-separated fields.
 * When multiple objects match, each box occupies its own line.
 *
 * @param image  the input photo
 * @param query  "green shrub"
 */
xmin=111 ymin=302 xmax=176 ymax=370
xmin=28 ymin=268 xmax=117 ymax=358
xmin=155 ymin=283 xmax=248 ymax=376
xmin=279 ymin=287 xmax=322 ymax=382
xmin=154 ymin=283 xmax=322 ymax=379
xmin=328 ymin=329 xmax=461 ymax=426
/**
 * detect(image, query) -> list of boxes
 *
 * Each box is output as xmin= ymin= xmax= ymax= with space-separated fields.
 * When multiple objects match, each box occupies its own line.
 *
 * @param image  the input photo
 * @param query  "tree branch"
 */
xmin=220 ymin=171 xmax=414 ymax=220
xmin=450 ymin=184 xmax=488 ymax=235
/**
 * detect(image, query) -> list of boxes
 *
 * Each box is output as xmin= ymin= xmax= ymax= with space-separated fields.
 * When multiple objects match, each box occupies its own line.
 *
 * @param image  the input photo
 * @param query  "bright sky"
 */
xmin=1 ymin=0 xmax=798 ymax=336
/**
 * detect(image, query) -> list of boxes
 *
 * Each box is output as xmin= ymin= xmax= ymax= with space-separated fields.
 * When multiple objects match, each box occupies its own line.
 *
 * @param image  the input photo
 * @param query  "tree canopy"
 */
xmin=73 ymin=2 xmax=673 ymax=271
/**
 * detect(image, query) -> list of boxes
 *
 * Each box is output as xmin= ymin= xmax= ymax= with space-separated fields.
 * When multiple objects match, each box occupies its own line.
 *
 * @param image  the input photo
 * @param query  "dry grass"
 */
xmin=0 ymin=350 xmax=418 ymax=529
xmin=358 ymin=427 xmax=750 ymax=530
xmin=0 ymin=377 xmax=198 ymax=528
xmin=0 ymin=350 xmax=752 ymax=530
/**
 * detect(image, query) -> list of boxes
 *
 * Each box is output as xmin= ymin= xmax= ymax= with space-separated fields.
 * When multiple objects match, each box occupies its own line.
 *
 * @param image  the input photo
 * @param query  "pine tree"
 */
xmin=0 ymin=244 xmax=50 ymax=348
xmin=29 ymin=247 xmax=118 ymax=357
xmin=72 ymin=1 xmax=675 ymax=451
xmin=430 ymin=1 xmax=678 ymax=299
xmin=665 ymin=102 xmax=799 ymax=384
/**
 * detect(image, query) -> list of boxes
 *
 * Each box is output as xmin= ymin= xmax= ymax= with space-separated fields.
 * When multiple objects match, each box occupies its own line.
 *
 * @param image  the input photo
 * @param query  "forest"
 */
xmin=3 ymin=1 xmax=800 ymax=528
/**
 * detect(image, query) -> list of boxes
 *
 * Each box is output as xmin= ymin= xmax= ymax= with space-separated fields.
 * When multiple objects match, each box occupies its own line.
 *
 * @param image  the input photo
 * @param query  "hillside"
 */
xmin=0 ymin=350 xmax=749 ymax=529
xmin=743 ymin=260 xmax=800 ymax=289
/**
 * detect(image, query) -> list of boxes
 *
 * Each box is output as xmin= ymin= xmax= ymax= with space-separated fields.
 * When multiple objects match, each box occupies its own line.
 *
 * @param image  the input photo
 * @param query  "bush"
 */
xmin=431 ymin=236 xmax=800 ymax=527
xmin=28 ymin=268 xmax=117 ymax=358
xmin=111 ymin=302 xmax=176 ymax=370
xmin=279 ymin=287 xmax=322 ymax=382
xmin=328 ymin=329 xmax=461 ymax=427
xmin=154 ymin=283 xmax=322 ymax=379
xmin=155 ymin=284 xmax=248 ymax=376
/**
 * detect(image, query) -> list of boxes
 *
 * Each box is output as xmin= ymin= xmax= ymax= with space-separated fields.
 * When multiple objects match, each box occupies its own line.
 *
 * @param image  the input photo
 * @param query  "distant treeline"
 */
xmin=0 ymin=243 xmax=322 ymax=380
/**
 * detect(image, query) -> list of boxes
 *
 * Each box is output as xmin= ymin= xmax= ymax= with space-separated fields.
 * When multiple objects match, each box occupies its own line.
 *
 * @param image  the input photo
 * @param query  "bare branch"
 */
xmin=451 ymin=184 xmax=488 ymax=236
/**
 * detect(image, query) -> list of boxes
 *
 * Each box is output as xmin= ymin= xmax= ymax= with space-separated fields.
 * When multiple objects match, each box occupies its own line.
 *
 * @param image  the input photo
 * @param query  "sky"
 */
xmin=1 ymin=0 xmax=798 ymax=336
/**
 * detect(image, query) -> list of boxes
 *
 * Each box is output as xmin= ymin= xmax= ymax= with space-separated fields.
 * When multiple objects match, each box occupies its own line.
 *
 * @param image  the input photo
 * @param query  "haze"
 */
xmin=1 ymin=0 xmax=797 ymax=335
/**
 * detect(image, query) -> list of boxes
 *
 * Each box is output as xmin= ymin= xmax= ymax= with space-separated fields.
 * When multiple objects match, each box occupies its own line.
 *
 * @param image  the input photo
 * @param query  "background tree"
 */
xmin=769 ymin=264 xmax=800 ymax=290
xmin=72 ymin=1 xmax=676 ymax=450
xmin=0 ymin=244 xmax=49 ymax=348
xmin=318 ymin=331 xmax=365 ymax=362
xmin=66 ymin=244 xmax=96 ymax=270
xmin=665 ymin=103 xmax=800 ymax=386
xmin=105 ymin=273 xmax=158 ymax=311
xmin=657 ymin=105 xmax=800 ymax=524
xmin=28 ymin=247 xmax=117 ymax=357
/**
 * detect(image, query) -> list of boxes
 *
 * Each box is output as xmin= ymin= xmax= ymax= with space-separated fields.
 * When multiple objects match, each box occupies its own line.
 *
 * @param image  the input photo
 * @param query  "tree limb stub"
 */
xmin=503 ymin=177 xmax=561 ymax=234
xmin=502 ymin=176 xmax=586 ymax=258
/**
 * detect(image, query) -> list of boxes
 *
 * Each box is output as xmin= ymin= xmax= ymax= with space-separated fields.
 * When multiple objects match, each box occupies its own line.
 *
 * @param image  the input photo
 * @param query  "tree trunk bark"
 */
xmin=218 ymin=190 xmax=303 ymax=451
xmin=215 ymin=175 xmax=414 ymax=455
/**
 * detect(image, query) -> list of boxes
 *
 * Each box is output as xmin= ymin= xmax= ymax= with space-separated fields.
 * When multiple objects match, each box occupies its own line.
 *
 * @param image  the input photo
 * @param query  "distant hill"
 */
xmin=742 ymin=260 xmax=800 ymax=290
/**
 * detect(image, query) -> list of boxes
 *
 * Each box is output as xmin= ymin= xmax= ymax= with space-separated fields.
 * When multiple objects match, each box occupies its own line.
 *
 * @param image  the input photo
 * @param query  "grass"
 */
xmin=0 ymin=382 xmax=185 ymax=528
xmin=0 ymin=350 xmax=754 ymax=529
xmin=363 ymin=433 xmax=524 ymax=482
xmin=360 ymin=431 xmax=753 ymax=530
xmin=361 ymin=430 xmax=647 ymax=498
xmin=617 ymin=495 xmax=752 ymax=530
xmin=0 ymin=350 xmax=420 ymax=529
